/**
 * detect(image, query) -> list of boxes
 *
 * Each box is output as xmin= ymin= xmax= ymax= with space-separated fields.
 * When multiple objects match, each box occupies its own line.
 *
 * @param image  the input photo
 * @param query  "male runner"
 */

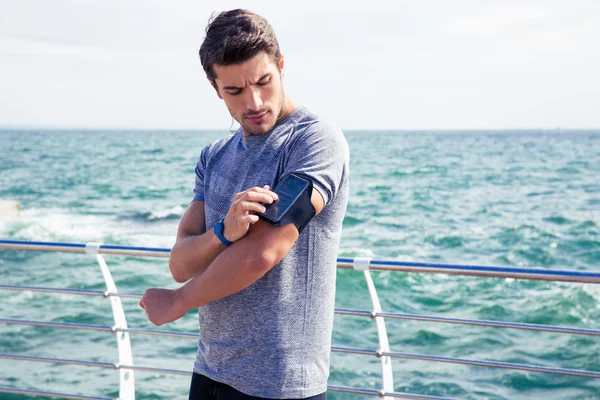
xmin=140 ymin=9 xmax=349 ymax=399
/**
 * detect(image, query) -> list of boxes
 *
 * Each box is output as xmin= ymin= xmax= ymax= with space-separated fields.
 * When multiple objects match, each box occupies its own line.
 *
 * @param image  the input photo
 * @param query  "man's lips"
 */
xmin=246 ymin=111 xmax=268 ymax=123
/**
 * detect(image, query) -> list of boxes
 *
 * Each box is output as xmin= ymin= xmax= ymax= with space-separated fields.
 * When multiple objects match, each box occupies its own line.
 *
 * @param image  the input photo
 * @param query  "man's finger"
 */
xmin=238 ymin=214 xmax=260 ymax=224
xmin=240 ymin=201 xmax=267 ymax=214
xmin=242 ymin=191 xmax=277 ymax=204
xmin=247 ymin=186 xmax=278 ymax=200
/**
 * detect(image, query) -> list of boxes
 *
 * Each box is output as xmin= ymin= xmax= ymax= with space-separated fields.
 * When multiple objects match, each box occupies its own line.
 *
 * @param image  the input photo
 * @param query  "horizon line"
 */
xmin=1 ymin=126 xmax=599 ymax=132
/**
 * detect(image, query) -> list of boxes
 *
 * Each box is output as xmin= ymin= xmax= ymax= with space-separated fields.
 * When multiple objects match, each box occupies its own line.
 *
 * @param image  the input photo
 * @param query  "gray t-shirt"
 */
xmin=192 ymin=106 xmax=350 ymax=398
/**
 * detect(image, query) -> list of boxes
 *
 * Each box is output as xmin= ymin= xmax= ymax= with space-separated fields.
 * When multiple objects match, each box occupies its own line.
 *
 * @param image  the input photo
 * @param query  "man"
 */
xmin=140 ymin=9 xmax=349 ymax=399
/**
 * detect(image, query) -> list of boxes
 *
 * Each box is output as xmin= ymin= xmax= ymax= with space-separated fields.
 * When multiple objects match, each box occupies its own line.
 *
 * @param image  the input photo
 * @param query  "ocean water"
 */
xmin=0 ymin=129 xmax=599 ymax=399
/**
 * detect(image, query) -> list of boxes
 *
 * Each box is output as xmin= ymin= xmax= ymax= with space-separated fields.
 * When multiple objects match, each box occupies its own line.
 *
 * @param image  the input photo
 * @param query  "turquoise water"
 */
xmin=1 ymin=129 xmax=599 ymax=399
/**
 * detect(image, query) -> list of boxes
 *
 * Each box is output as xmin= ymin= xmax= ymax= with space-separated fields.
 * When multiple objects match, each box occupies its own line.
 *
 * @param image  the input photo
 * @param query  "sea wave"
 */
xmin=0 ymin=208 xmax=176 ymax=248
xmin=125 ymin=205 xmax=186 ymax=221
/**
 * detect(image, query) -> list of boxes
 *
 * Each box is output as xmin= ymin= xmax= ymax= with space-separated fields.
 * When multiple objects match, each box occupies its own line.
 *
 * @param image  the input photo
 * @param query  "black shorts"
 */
xmin=189 ymin=372 xmax=327 ymax=400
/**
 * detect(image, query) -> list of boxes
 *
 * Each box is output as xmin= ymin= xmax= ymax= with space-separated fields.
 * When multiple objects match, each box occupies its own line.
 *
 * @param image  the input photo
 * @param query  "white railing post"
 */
xmin=86 ymin=242 xmax=135 ymax=400
xmin=353 ymin=257 xmax=394 ymax=397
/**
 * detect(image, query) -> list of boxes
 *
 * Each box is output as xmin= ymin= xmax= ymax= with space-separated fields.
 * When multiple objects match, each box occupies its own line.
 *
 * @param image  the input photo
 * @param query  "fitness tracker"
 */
xmin=214 ymin=218 xmax=233 ymax=246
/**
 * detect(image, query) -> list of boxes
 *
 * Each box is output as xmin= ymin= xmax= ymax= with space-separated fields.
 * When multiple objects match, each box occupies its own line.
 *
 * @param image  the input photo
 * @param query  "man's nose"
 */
xmin=246 ymin=87 xmax=263 ymax=111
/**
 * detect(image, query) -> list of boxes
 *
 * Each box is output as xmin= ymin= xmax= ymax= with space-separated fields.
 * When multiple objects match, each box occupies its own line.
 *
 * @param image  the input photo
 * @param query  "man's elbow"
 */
xmin=170 ymin=270 xmax=188 ymax=283
xmin=168 ymin=251 xmax=189 ymax=283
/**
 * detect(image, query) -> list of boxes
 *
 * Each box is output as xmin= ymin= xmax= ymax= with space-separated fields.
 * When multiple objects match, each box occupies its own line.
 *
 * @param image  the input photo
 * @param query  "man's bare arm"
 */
xmin=141 ymin=190 xmax=325 ymax=326
xmin=168 ymin=201 xmax=227 ymax=283
xmin=169 ymin=186 xmax=279 ymax=283
xmin=174 ymin=220 xmax=298 ymax=313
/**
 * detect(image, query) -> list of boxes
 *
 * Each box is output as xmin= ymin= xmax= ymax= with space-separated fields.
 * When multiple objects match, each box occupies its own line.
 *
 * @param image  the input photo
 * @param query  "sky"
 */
xmin=1 ymin=0 xmax=599 ymax=130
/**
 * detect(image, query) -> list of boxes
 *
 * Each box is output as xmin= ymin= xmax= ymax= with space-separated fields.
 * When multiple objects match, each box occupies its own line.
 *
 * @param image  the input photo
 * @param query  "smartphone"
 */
xmin=259 ymin=174 xmax=310 ymax=224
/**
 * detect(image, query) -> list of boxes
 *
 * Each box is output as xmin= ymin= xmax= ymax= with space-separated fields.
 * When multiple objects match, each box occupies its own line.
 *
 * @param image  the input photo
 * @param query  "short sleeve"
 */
xmin=280 ymin=121 xmax=350 ymax=207
xmin=192 ymin=146 xmax=209 ymax=202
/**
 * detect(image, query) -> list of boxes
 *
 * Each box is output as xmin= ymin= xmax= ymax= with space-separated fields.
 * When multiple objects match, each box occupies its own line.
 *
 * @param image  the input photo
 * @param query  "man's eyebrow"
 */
xmin=257 ymin=73 xmax=270 ymax=82
xmin=223 ymin=74 xmax=271 ymax=90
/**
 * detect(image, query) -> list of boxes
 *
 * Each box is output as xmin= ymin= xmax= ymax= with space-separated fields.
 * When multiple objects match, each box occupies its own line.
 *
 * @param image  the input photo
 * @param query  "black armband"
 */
xmin=258 ymin=173 xmax=316 ymax=233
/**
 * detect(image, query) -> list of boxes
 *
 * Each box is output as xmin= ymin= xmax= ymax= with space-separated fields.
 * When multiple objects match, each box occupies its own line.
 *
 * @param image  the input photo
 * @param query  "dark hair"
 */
xmin=199 ymin=9 xmax=281 ymax=86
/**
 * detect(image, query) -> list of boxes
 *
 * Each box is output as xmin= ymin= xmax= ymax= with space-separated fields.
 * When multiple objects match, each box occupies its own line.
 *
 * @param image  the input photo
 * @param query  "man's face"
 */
xmin=213 ymin=52 xmax=285 ymax=136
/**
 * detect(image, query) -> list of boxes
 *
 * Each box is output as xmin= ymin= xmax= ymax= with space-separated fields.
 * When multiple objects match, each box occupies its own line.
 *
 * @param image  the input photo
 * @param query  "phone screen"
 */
xmin=261 ymin=174 xmax=309 ymax=222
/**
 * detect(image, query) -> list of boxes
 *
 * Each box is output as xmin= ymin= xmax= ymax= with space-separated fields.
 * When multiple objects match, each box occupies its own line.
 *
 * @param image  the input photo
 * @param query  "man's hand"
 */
xmin=139 ymin=288 xmax=184 ymax=326
xmin=223 ymin=185 xmax=278 ymax=242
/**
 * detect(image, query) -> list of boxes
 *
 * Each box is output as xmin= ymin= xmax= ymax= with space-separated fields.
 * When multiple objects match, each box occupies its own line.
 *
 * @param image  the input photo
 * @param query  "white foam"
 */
xmin=6 ymin=291 xmax=35 ymax=304
xmin=338 ymin=246 xmax=375 ymax=258
xmin=1 ymin=208 xmax=108 ymax=241
xmin=147 ymin=205 xmax=185 ymax=220
xmin=582 ymin=284 xmax=600 ymax=307
xmin=0 ymin=208 xmax=177 ymax=248
xmin=0 ymin=200 xmax=20 ymax=218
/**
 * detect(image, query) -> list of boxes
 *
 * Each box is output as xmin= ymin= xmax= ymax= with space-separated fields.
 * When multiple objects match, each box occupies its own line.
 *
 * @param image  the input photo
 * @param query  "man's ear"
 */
xmin=207 ymin=77 xmax=223 ymax=99
xmin=279 ymin=53 xmax=285 ymax=75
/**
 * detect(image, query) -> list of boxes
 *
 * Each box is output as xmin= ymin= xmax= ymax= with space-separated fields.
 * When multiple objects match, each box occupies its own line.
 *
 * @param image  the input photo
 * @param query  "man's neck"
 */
xmin=278 ymin=98 xmax=298 ymax=122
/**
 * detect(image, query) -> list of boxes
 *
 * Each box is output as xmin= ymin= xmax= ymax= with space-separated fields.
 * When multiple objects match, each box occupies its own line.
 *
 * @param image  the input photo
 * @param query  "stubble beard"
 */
xmin=241 ymin=111 xmax=276 ymax=136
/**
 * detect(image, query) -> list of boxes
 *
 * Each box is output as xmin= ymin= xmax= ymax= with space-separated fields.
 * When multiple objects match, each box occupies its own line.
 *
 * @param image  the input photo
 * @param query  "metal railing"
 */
xmin=1 ymin=239 xmax=599 ymax=399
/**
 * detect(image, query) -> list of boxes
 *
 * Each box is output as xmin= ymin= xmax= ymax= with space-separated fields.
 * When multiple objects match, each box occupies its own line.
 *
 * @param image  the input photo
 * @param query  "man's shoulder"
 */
xmin=198 ymin=133 xmax=238 ymax=164
xmin=289 ymin=107 xmax=346 ymax=145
